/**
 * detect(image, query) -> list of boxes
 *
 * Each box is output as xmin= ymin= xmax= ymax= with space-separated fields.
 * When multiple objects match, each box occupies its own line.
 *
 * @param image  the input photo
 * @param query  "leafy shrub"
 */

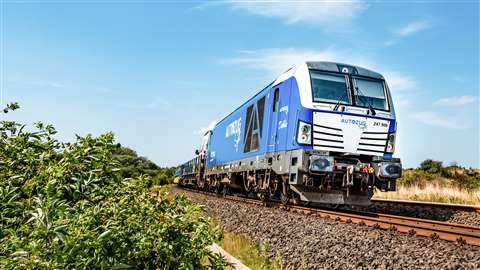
xmin=0 ymin=103 xmax=225 ymax=269
xmin=151 ymin=168 xmax=176 ymax=186
xmin=397 ymin=169 xmax=435 ymax=187
xmin=445 ymin=168 xmax=480 ymax=189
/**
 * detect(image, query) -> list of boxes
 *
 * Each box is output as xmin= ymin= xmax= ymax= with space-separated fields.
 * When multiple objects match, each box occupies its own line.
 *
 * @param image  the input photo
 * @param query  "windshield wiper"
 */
xmin=333 ymin=90 xmax=349 ymax=111
xmin=354 ymin=86 xmax=376 ymax=116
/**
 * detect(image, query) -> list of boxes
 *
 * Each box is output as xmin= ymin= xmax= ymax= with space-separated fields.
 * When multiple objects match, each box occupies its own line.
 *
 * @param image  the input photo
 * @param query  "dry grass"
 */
xmin=374 ymin=182 xmax=480 ymax=205
xmin=219 ymin=232 xmax=282 ymax=270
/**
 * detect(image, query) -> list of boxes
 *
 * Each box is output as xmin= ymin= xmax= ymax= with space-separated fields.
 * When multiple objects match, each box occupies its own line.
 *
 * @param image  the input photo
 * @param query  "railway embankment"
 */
xmin=174 ymin=188 xmax=480 ymax=270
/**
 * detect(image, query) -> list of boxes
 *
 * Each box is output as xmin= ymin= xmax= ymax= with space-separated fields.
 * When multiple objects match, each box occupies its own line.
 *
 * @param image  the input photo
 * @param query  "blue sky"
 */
xmin=1 ymin=1 xmax=479 ymax=168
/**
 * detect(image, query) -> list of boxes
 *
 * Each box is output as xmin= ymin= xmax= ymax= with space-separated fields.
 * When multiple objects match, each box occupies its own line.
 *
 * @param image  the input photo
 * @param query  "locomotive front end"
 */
xmin=287 ymin=62 xmax=402 ymax=205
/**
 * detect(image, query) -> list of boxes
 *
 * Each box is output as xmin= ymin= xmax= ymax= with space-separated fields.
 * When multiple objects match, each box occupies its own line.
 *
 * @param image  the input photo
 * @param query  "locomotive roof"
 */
xmin=306 ymin=61 xmax=384 ymax=79
xmin=272 ymin=61 xmax=384 ymax=87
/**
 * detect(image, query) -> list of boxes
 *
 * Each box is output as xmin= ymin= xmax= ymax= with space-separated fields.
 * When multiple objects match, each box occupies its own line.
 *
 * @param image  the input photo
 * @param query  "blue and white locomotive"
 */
xmin=177 ymin=61 xmax=402 ymax=206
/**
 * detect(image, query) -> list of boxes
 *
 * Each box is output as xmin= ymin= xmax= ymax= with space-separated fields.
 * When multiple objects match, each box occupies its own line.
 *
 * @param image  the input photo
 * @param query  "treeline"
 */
xmin=399 ymin=159 xmax=480 ymax=189
xmin=112 ymin=145 xmax=175 ymax=186
xmin=0 ymin=103 xmax=225 ymax=269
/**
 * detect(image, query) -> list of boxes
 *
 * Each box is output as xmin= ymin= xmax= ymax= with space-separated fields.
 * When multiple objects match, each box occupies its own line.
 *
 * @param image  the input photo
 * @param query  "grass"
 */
xmin=374 ymin=182 xmax=480 ymax=205
xmin=219 ymin=231 xmax=282 ymax=270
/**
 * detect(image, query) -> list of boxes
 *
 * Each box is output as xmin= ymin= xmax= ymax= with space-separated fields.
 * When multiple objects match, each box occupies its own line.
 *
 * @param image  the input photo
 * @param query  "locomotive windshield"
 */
xmin=310 ymin=70 xmax=389 ymax=111
xmin=311 ymin=71 xmax=350 ymax=105
xmin=352 ymin=76 xmax=388 ymax=111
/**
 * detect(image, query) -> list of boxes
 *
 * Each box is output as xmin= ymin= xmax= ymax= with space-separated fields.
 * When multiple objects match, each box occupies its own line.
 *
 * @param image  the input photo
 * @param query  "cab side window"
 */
xmin=273 ymin=88 xmax=279 ymax=112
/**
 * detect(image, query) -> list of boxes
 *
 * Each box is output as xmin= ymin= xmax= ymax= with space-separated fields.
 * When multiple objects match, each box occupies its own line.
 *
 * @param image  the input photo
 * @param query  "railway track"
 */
xmin=371 ymin=198 xmax=480 ymax=213
xmin=179 ymin=187 xmax=480 ymax=246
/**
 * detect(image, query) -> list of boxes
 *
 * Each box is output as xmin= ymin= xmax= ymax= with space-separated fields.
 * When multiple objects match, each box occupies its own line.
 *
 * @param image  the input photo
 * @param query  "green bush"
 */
xmin=397 ymin=169 xmax=435 ymax=187
xmin=444 ymin=167 xmax=480 ymax=189
xmin=151 ymin=168 xmax=176 ymax=186
xmin=0 ymin=103 xmax=226 ymax=269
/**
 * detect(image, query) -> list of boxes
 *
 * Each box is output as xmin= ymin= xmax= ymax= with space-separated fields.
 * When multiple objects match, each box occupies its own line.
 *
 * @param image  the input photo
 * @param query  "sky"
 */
xmin=1 ymin=1 xmax=479 ymax=168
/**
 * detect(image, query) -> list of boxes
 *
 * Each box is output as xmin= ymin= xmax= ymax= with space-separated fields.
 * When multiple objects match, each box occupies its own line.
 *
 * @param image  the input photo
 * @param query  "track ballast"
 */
xmin=180 ymin=186 xmax=480 ymax=246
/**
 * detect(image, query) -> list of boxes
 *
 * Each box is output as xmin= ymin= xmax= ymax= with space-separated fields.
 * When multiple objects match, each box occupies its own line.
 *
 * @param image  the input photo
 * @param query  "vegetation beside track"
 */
xmin=219 ymin=231 xmax=281 ymax=270
xmin=374 ymin=159 xmax=480 ymax=205
xmin=0 ymin=103 xmax=225 ymax=269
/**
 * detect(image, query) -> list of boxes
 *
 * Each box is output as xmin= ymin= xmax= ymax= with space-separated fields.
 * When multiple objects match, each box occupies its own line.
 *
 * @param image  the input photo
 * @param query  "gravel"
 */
xmin=174 ymin=188 xmax=480 ymax=270
xmin=362 ymin=203 xmax=480 ymax=227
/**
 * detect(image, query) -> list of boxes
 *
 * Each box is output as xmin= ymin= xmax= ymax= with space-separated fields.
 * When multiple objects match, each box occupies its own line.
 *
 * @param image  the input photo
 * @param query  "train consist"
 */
xmin=176 ymin=61 xmax=402 ymax=206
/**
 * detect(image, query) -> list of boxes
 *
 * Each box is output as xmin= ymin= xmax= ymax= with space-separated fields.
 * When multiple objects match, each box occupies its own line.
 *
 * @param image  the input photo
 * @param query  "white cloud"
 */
xmin=30 ymin=80 xmax=65 ymax=89
xmin=385 ymin=19 xmax=432 ymax=46
xmin=224 ymin=48 xmax=338 ymax=76
xmin=191 ymin=1 xmax=222 ymax=11
xmin=223 ymin=48 xmax=415 ymax=93
xmin=433 ymin=95 xmax=476 ymax=107
xmin=194 ymin=121 xmax=217 ymax=135
xmin=396 ymin=20 xmax=432 ymax=37
xmin=229 ymin=0 xmax=367 ymax=26
xmin=394 ymin=98 xmax=411 ymax=109
xmin=450 ymin=75 xmax=467 ymax=83
xmin=384 ymin=39 xmax=397 ymax=47
xmin=97 ymin=86 xmax=114 ymax=93
xmin=382 ymin=71 xmax=416 ymax=92
xmin=146 ymin=98 xmax=172 ymax=111
xmin=412 ymin=111 xmax=468 ymax=129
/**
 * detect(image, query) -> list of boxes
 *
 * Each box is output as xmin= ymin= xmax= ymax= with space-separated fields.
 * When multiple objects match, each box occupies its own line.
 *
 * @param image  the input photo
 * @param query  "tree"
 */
xmin=419 ymin=159 xmax=444 ymax=174
xmin=112 ymin=145 xmax=175 ymax=186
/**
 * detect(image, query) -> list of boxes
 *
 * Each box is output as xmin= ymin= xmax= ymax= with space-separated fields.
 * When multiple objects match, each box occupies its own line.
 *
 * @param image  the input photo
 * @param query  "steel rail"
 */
xmin=179 ymin=187 xmax=480 ymax=246
xmin=371 ymin=198 xmax=480 ymax=213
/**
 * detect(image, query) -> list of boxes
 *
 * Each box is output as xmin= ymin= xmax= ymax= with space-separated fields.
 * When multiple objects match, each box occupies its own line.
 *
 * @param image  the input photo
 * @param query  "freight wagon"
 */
xmin=178 ymin=61 xmax=402 ymax=206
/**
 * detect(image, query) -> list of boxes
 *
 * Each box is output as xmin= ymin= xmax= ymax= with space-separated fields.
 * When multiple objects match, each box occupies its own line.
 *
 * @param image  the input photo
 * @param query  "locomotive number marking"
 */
xmin=373 ymin=122 xmax=388 ymax=127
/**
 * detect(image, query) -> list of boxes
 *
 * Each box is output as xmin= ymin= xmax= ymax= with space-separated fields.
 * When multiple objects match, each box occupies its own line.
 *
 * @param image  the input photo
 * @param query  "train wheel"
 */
xmin=280 ymin=192 xmax=289 ymax=205
xmin=302 ymin=201 xmax=310 ymax=207
xmin=243 ymin=175 xmax=254 ymax=193
xmin=269 ymin=179 xmax=279 ymax=198
xmin=280 ymin=183 xmax=289 ymax=205
xmin=221 ymin=184 xmax=229 ymax=197
xmin=330 ymin=204 xmax=340 ymax=209
xmin=259 ymin=192 xmax=268 ymax=202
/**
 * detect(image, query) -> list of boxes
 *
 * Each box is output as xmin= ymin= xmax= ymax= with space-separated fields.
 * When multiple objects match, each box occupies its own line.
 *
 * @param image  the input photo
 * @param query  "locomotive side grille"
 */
xmin=313 ymin=124 xmax=344 ymax=151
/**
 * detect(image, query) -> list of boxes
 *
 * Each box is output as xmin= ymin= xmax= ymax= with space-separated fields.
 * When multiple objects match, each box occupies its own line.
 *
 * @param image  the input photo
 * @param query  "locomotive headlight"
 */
xmin=309 ymin=155 xmax=334 ymax=172
xmin=297 ymin=121 xmax=312 ymax=145
xmin=386 ymin=133 xmax=396 ymax=153
xmin=373 ymin=161 xmax=402 ymax=178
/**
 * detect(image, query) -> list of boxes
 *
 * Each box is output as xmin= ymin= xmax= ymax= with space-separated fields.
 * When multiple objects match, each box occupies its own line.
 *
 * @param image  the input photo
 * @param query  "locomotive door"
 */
xmin=268 ymin=87 xmax=281 ymax=153
xmin=268 ymin=83 xmax=290 ymax=153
